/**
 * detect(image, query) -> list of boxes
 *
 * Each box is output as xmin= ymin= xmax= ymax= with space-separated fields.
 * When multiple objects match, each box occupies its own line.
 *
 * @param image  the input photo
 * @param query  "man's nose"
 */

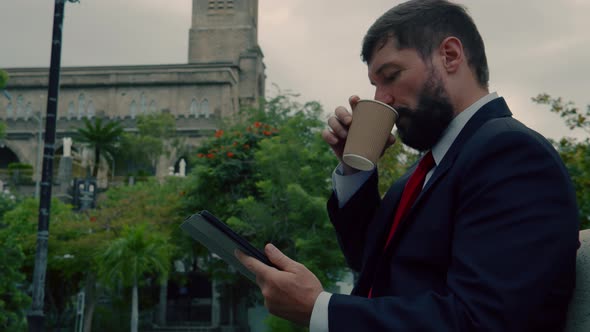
xmin=374 ymin=87 xmax=394 ymax=105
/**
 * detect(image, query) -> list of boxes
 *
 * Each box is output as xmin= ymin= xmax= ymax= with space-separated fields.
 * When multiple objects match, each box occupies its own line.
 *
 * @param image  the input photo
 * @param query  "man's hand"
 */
xmin=321 ymin=95 xmax=396 ymax=175
xmin=235 ymin=244 xmax=324 ymax=326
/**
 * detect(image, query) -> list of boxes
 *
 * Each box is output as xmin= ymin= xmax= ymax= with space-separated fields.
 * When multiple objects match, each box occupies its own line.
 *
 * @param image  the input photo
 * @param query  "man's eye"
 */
xmin=386 ymin=71 xmax=401 ymax=82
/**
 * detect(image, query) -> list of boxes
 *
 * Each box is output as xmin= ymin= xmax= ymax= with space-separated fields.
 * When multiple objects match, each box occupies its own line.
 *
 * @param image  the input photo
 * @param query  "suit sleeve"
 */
xmin=327 ymin=171 xmax=381 ymax=272
xmin=328 ymin=129 xmax=579 ymax=331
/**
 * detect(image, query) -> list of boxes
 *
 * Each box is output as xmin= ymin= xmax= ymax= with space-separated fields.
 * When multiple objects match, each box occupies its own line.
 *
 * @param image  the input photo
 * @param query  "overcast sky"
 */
xmin=1 ymin=0 xmax=588 ymax=140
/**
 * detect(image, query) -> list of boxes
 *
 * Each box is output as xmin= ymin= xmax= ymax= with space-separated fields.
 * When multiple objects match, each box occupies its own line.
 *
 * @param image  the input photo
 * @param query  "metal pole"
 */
xmin=27 ymin=1 xmax=73 ymax=330
xmin=35 ymin=112 xmax=43 ymax=199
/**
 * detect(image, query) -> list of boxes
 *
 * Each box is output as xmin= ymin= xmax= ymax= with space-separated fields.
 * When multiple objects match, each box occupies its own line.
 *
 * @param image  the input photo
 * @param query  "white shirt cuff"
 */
xmin=332 ymin=163 xmax=374 ymax=208
xmin=310 ymin=291 xmax=332 ymax=332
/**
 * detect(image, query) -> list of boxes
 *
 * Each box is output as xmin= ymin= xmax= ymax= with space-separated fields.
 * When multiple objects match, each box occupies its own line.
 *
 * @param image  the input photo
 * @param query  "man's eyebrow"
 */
xmin=369 ymin=63 xmax=399 ymax=85
xmin=375 ymin=63 xmax=399 ymax=75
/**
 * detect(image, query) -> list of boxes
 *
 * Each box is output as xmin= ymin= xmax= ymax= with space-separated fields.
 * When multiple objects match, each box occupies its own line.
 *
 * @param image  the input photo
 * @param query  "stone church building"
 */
xmin=0 ymin=0 xmax=265 ymax=183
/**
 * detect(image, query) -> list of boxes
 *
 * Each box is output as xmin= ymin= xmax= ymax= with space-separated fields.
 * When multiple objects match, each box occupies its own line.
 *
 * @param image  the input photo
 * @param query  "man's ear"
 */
xmin=438 ymin=37 xmax=464 ymax=74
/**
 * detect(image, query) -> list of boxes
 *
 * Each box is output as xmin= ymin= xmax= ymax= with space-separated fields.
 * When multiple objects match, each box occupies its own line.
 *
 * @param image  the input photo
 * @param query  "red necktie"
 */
xmin=368 ymin=151 xmax=435 ymax=298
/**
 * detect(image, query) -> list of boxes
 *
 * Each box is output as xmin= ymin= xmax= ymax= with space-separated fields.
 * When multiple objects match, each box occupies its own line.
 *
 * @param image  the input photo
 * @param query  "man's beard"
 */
xmin=395 ymin=73 xmax=455 ymax=152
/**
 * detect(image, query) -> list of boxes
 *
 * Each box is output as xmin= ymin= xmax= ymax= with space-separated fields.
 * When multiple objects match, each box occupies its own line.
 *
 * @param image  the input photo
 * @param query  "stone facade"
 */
xmin=0 ymin=0 xmax=265 ymax=180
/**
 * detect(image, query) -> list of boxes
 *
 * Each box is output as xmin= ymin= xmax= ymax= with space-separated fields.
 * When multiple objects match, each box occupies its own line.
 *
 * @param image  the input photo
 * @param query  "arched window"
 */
xmin=201 ymin=99 xmax=210 ymax=118
xmin=6 ymin=102 xmax=13 ymax=119
xmin=190 ymin=98 xmax=198 ymax=117
xmin=149 ymin=100 xmax=157 ymax=113
xmin=140 ymin=93 xmax=147 ymax=114
xmin=130 ymin=100 xmax=137 ymax=119
xmin=87 ymin=101 xmax=95 ymax=119
xmin=68 ymin=101 xmax=76 ymax=120
xmin=16 ymin=95 xmax=24 ymax=119
xmin=25 ymin=102 xmax=33 ymax=120
xmin=78 ymin=94 xmax=86 ymax=119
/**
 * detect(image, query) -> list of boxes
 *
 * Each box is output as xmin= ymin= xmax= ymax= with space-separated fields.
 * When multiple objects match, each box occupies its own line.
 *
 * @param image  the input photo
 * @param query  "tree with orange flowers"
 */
xmin=181 ymin=93 xmax=347 ymax=331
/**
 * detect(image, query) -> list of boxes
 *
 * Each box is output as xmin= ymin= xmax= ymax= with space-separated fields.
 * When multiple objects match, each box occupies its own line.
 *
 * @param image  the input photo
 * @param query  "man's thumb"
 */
xmin=265 ymin=243 xmax=295 ymax=271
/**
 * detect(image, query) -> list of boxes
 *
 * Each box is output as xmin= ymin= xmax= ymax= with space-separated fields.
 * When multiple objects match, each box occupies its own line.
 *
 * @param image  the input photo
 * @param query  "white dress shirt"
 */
xmin=310 ymin=92 xmax=500 ymax=332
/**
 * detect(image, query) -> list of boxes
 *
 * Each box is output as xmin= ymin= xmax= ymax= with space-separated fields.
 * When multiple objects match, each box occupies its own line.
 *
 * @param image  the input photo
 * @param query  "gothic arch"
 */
xmin=78 ymin=93 xmax=86 ymax=119
xmin=201 ymin=99 xmax=210 ymax=118
xmin=190 ymin=98 xmax=198 ymax=117
xmin=68 ymin=101 xmax=76 ymax=119
xmin=87 ymin=101 xmax=95 ymax=118
xmin=130 ymin=100 xmax=137 ymax=119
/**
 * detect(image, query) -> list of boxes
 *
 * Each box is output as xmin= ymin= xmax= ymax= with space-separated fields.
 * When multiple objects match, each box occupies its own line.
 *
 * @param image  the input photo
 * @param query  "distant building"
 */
xmin=0 ymin=0 xmax=265 ymax=181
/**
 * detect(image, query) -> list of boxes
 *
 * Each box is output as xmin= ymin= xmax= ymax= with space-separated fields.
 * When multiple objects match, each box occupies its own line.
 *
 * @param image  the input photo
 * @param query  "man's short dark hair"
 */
xmin=361 ymin=0 xmax=489 ymax=88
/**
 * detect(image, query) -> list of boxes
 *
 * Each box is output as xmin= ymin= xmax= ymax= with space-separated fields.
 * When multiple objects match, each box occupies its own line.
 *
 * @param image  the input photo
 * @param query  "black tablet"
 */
xmin=180 ymin=210 xmax=276 ymax=282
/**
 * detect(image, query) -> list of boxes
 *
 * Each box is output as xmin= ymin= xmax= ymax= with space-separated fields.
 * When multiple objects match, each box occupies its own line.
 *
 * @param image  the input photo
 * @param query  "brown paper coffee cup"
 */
xmin=342 ymin=100 xmax=398 ymax=171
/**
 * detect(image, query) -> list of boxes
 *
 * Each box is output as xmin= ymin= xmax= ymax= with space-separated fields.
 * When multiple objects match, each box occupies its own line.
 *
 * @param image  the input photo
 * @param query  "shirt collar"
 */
xmin=431 ymin=92 xmax=499 ymax=165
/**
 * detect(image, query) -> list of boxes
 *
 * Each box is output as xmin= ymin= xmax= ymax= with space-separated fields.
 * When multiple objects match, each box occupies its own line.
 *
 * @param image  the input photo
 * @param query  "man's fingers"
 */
xmin=334 ymin=106 xmax=352 ymax=126
xmin=235 ymin=249 xmax=270 ymax=276
xmin=265 ymin=244 xmax=298 ymax=273
xmin=348 ymin=95 xmax=360 ymax=111
xmin=327 ymin=115 xmax=348 ymax=140
xmin=321 ymin=129 xmax=339 ymax=145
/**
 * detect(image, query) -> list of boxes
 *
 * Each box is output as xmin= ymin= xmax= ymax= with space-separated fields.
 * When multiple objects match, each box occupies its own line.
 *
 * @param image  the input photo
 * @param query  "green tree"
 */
xmin=0 ymin=69 xmax=8 ymax=89
xmin=534 ymin=94 xmax=590 ymax=230
xmin=117 ymin=113 xmax=182 ymax=175
xmin=92 ymin=177 xmax=185 ymax=328
xmin=0 ymin=192 xmax=29 ymax=332
xmin=75 ymin=118 xmax=124 ymax=177
xmin=97 ymin=224 xmax=172 ymax=332
xmin=182 ymin=94 xmax=348 ymax=331
xmin=533 ymin=93 xmax=590 ymax=133
xmin=0 ymin=229 xmax=29 ymax=332
xmin=2 ymin=197 xmax=91 ymax=330
xmin=377 ymin=135 xmax=420 ymax=196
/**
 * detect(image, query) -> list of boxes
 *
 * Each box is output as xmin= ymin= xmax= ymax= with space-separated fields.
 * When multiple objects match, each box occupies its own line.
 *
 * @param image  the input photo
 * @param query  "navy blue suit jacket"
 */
xmin=327 ymin=98 xmax=579 ymax=331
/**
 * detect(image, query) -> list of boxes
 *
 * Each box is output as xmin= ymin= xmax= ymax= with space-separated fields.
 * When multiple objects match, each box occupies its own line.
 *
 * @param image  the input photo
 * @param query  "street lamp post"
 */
xmin=33 ymin=111 xmax=43 ymax=199
xmin=27 ymin=1 xmax=79 ymax=331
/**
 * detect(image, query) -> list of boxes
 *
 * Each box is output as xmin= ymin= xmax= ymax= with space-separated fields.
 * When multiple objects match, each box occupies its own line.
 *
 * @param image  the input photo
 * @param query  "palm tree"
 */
xmin=75 ymin=118 xmax=124 ymax=177
xmin=97 ymin=224 xmax=172 ymax=332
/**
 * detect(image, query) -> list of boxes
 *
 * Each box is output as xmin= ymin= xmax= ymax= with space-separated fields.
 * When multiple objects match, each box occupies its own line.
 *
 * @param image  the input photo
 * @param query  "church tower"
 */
xmin=188 ymin=0 xmax=265 ymax=106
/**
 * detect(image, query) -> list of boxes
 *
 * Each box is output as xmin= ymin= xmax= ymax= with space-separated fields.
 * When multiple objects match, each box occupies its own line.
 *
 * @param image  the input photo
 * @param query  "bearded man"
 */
xmin=237 ymin=1 xmax=579 ymax=331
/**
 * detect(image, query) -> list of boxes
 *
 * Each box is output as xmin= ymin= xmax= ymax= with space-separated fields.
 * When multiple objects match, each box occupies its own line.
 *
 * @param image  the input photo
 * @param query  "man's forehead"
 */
xmin=368 ymin=38 xmax=402 ymax=72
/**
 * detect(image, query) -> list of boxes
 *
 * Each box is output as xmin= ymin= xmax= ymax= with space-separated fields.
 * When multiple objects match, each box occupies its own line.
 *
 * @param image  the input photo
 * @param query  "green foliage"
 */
xmin=97 ymin=223 xmax=172 ymax=287
xmin=1 ymin=198 xmax=84 ymax=330
xmin=97 ymin=223 xmax=173 ymax=332
xmin=0 ymin=69 xmax=8 ymax=89
xmin=0 ymin=231 xmax=29 ymax=332
xmin=0 ymin=190 xmax=18 ymax=219
xmin=7 ymin=163 xmax=34 ymax=185
xmin=0 ymin=192 xmax=28 ymax=332
xmin=0 ymin=175 xmax=183 ymax=330
xmin=75 ymin=118 xmax=124 ymax=177
xmin=181 ymin=94 xmax=345 ymax=331
xmin=7 ymin=163 xmax=33 ymax=170
xmin=533 ymin=93 xmax=590 ymax=133
xmin=117 ymin=113 xmax=182 ymax=175
xmin=377 ymin=135 xmax=419 ymax=196
xmin=94 ymin=177 xmax=185 ymax=235
xmin=551 ymin=138 xmax=590 ymax=230
xmin=533 ymin=95 xmax=590 ymax=230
